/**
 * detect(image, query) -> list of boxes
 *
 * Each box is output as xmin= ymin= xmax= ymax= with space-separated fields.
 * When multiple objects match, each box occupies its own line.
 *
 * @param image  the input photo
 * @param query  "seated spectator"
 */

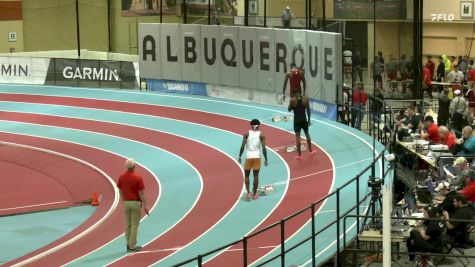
xmin=459 ymin=169 xmax=475 ymax=203
xmin=456 ymin=126 xmax=475 ymax=156
xmin=442 ymin=194 xmax=474 ymax=244
xmin=421 ymin=116 xmax=439 ymax=143
xmin=396 ymin=106 xmax=420 ymax=131
xmin=447 ymin=157 xmax=469 ymax=187
xmin=435 ymin=182 xmax=457 ymax=215
xmin=406 ymin=206 xmax=444 ymax=261
xmin=438 ymin=126 xmax=456 ymax=149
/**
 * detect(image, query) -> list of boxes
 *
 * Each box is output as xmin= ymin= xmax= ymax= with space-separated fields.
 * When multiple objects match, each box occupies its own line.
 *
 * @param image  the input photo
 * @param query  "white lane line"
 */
xmin=0 ymin=140 xmax=120 ymax=267
xmin=0 ymin=201 xmax=68 ymax=212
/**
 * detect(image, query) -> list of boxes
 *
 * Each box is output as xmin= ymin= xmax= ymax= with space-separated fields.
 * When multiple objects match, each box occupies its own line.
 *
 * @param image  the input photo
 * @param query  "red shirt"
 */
xmin=289 ymin=69 xmax=303 ymax=97
xmin=468 ymin=68 xmax=475 ymax=82
xmin=117 ymin=170 xmax=145 ymax=201
xmin=423 ymin=67 xmax=432 ymax=86
xmin=427 ymin=60 xmax=435 ymax=78
xmin=426 ymin=123 xmax=439 ymax=143
xmin=462 ymin=181 xmax=475 ymax=202
xmin=440 ymin=132 xmax=456 ymax=149
xmin=353 ymin=89 xmax=367 ymax=105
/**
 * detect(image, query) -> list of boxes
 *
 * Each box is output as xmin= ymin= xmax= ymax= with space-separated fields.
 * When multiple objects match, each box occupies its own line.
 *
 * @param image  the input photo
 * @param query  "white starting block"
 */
xmin=285 ymin=144 xmax=307 ymax=153
xmin=272 ymin=115 xmax=282 ymax=122
xmin=258 ymin=184 xmax=275 ymax=196
xmin=284 ymin=114 xmax=293 ymax=121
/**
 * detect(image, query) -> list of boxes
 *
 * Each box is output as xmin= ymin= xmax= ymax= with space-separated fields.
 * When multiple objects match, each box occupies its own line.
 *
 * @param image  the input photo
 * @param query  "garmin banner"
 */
xmin=139 ymin=23 xmax=342 ymax=104
xmin=45 ymin=58 xmax=139 ymax=89
xmin=0 ymin=56 xmax=50 ymax=85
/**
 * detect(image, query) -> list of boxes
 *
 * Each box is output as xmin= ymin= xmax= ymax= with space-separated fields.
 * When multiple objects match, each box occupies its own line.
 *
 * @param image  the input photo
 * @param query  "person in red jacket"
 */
xmin=427 ymin=55 xmax=435 ymax=78
xmin=351 ymin=82 xmax=367 ymax=130
xmin=421 ymin=116 xmax=439 ymax=143
xmin=438 ymin=126 xmax=456 ymax=149
xmin=423 ymin=64 xmax=433 ymax=99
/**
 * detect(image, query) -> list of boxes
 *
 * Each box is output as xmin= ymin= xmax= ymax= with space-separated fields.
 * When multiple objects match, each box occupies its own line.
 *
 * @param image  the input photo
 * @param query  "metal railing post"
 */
xmin=336 ymin=189 xmax=341 ymax=266
xmin=280 ymin=219 xmax=285 ymax=267
xmin=311 ymin=203 xmax=316 ymax=267
xmin=356 ymin=175 xmax=360 ymax=249
xmin=198 ymin=255 xmax=203 ymax=267
xmin=243 ymin=237 xmax=248 ymax=266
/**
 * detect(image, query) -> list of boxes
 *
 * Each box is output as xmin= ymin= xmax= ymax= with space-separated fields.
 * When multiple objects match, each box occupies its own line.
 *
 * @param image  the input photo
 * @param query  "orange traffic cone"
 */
xmin=91 ymin=192 xmax=99 ymax=206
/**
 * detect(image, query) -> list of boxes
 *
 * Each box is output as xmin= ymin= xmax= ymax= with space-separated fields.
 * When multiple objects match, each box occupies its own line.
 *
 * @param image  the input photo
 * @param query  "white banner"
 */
xmin=220 ymin=26 xmax=240 ymax=87
xmin=0 ymin=57 xmax=50 ymax=85
xmin=257 ymin=28 xmax=275 ymax=92
xmin=239 ymin=27 xmax=258 ymax=90
xmin=139 ymin=23 xmax=342 ymax=103
xmin=181 ymin=24 xmax=201 ymax=82
xmin=201 ymin=26 xmax=221 ymax=85
xmin=139 ymin=23 xmax=161 ymax=79
xmin=160 ymin=24 xmax=181 ymax=81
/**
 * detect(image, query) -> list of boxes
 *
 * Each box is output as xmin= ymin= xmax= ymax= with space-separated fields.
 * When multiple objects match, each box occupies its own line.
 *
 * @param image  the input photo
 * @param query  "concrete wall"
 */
xmin=22 ymin=0 xmax=108 ymax=53
xmin=0 ymin=20 xmax=23 ymax=53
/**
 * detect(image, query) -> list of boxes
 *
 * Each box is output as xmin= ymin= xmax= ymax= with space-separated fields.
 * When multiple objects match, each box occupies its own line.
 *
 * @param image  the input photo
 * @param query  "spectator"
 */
xmin=422 ymin=63 xmax=433 ymax=99
xmin=438 ymin=88 xmax=451 ymax=126
xmin=456 ymin=126 xmax=475 ymax=156
xmin=351 ymin=82 xmax=367 ymax=130
xmin=406 ymin=206 xmax=444 ymax=261
xmin=447 ymin=65 xmax=464 ymax=84
xmin=281 ymin=6 xmax=294 ymax=29
xmin=353 ymin=50 xmax=363 ymax=82
xmin=450 ymin=56 xmax=457 ymax=71
xmin=377 ymin=51 xmax=385 ymax=73
xmin=426 ymin=55 xmax=435 ymax=79
xmin=466 ymin=81 xmax=475 ymax=119
xmin=386 ymin=55 xmax=398 ymax=91
xmin=436 ymin=56 xmax=446 ymax=93
xmin=371 ymin=56 xmax=383 ymax=91
xmin=400 ymin=54 xmax=411 ymax=94
xmin=117 ymin=158 xmax=148 ymax=253
xmin=450 ymin=90 xmax=468 ymax=137
xmin=467 ymin=60 xmax=475 ymax=89
xmin=442 ymin=194 xmax=473 ymax=244
xmin=435 ymin=181 xmax=456 ymax=215
xmin=459 ymin=169 xmax=475 ymax=203
xmin=442 ymin=55 xmax=452 ymax=77
xmin=459 ymin=55 xmax=468 ymax=75
xmin=446 ymin=157 xmax=470 ymax=187
xmin=438 ymin=126 xmax=456 ymax=149
xmin=396 ymin=106 xmax=420 ymax=131
xmin=372 ymin=88 xmax=384 ymax=125
xmin=421 ymin=115 xmax=439 ymax=143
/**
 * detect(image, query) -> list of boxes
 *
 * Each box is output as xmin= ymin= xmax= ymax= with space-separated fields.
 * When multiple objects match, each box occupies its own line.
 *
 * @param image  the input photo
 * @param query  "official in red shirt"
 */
xmin=459 ymin=170 xmax=475 ymax=203
xmin=427 ymin=55 xmax=435 ymax=78
xmin=421 ymin=115 xmax=439 ymax=143
xmin=438 ymin=126 xmax=456 ymax=149
xmin=117 ymin=158 xmax=148 ymax=252
xmin=423 ymin=64 xmax=433 ymax=99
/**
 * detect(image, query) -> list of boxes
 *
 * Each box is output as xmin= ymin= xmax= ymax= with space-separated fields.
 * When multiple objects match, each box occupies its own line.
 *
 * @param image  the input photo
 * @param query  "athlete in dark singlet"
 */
xmin=288 ymin=93 xmax=316 ymax=160
xmin=283 ymin=63 xmax=306 ymax=102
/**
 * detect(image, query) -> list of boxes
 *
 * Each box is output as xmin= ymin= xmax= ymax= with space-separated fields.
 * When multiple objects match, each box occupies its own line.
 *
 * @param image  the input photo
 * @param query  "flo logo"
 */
xmin=431 ymin=13 xmax=455 ymax=21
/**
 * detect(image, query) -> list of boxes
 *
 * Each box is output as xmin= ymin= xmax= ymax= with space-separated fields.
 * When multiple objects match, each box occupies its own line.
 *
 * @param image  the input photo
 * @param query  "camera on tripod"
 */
xmin=368 ymin=177 xmax=383 ymax=189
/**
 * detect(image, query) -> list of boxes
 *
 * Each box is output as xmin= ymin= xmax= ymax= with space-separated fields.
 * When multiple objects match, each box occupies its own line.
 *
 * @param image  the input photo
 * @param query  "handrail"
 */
xmin=172 ymin=97 xmax=395 ymax=267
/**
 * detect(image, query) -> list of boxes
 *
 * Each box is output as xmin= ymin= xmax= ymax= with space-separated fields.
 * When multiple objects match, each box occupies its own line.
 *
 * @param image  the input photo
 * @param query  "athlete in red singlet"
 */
xmin=282 ymin=63 xmax=306 ymax=101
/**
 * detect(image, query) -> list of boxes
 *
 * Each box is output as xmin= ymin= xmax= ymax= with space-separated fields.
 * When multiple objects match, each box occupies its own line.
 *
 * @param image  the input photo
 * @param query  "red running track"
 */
xmin=0 ymin=132 xmax=158 ymax=267
xmin=0 ymin=94 xmax=333 ymax=267
xmin=0 ymin=111 xmax=243 ymax=267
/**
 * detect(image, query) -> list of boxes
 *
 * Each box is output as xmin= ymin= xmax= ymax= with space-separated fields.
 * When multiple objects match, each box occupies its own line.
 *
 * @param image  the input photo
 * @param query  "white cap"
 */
xmin=125 ymin=158 xmax=135 ymax=169
xmin=434 ymin=181 xmax=450 ymax=192
xmin=454 ymin=89 xmax=461 ymax=95
xmin=286 ymin=6 xmax=290 ymax=9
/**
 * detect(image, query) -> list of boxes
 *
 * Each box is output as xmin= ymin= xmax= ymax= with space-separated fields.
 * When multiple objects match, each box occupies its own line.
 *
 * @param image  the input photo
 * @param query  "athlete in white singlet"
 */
xmin=238 ymin=119 xmax=268 ymax=201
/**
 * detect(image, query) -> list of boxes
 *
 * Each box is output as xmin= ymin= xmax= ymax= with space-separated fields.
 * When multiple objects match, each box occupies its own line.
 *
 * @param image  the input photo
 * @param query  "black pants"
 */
xmin=283 ymin=20 xmax=290 ymax=28
xmin=452 ymin=113 xmax=465 ymax=138
xmin=438 ymin=113 xmax=449 ymax=126
xmin=406 ymin=229 xmax=437 ymax=260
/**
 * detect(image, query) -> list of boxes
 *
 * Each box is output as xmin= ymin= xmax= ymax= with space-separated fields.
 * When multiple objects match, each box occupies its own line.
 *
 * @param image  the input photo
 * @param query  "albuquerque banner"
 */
xmin=139 ymin=23 xmax=342 ymax=104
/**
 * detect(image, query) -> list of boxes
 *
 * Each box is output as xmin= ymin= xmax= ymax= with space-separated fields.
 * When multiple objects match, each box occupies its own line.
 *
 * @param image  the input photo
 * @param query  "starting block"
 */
xmin=285 ymin=144 xmax=307 ymax=153
xmin=258 ymin=184 xmax=275 ymax=196
xmin=272 ymin=115 xmax=282 ymax=122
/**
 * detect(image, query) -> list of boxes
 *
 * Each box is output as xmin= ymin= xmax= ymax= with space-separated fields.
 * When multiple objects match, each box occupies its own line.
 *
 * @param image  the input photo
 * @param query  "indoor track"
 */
xmin=0 ymin=84 xmax=384 ymax=267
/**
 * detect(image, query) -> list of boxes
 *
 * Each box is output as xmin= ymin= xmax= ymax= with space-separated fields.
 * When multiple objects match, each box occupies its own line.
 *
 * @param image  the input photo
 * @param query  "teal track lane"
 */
xmin=0 ymin=84 xmax=385 ymax=266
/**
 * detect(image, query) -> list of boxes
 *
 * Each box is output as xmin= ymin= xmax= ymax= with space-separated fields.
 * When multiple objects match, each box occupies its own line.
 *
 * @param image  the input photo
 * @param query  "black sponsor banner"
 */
xmin=45 ymin=58 xmax=138 ymax=89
